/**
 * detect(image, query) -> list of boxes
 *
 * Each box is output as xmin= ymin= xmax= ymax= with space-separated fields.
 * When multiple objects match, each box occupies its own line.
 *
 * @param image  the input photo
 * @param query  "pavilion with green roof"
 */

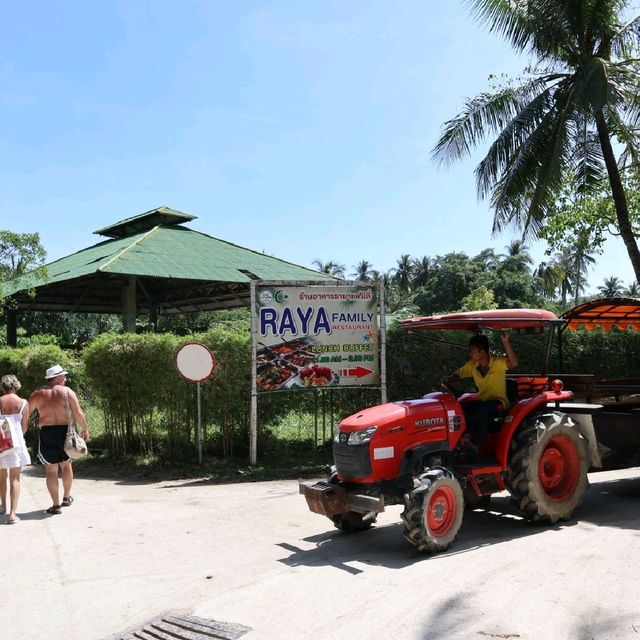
xmin=2 ymin=206 xmax=333 ymax=344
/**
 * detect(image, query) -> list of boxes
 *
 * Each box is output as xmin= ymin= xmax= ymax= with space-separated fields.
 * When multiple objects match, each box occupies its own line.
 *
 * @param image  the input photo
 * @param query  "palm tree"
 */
xmin=391 ymin=254 xmax=414 ymax=294
xmin=598 ymin=276 xmax=624 ymax=297
xmin=535 ymin=260 xmax=566 ymax=299
xmin=434 ymin=0 xmax=640 ymax=282
xmin=351 ymin=260 xmax=373 ymax=282
xmin=311 ymin=259 xmax=346 ymax=279
xmin=473 ymin=248 xmax=499 ymax=271
xmin=412 ymin=256 xmax=433 ymax=288
xmin=504 ymin=240 xmax=530 ymax=259
xmin=624 ymin=281 xmax=640 ymax=296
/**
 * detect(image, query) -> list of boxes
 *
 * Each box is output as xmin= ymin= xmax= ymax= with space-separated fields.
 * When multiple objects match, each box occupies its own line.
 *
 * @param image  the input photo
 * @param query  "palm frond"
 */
xmin=475 ymin=80 xmax=561 ymax=198
xmin=568 ymin=116 xmax=606 ymax=190
xmin=490 ymin=91 xmax=575 ymax=236
xmin=610 ymin=112 xmax=640 ymax=172
xmin=610 ymin=12 xmax=640 ymax=58
xmin=433 ymin=76 xmax=557 ymax=166
xmin=465 ymin=0 xmax=533 ymax=51
xmin=527 ymin=0 xmax=582 ymax=64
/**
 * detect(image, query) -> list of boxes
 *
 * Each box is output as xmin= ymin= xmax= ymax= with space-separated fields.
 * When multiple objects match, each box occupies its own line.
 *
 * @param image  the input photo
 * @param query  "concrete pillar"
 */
xmin=122 ymin=276 xmax=137 ymax=333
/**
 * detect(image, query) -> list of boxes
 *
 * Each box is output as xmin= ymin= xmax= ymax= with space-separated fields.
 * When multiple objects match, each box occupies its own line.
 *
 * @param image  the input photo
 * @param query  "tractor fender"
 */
xmin=398 ymin=441 xmax=450 ymax=477
xmin=497 ymin=403 xmax=603 ymax=469
xmin=495 ymin=391 xmax=582 ymax=467
xmin=548 ymin=403 xmax=603 ymax=469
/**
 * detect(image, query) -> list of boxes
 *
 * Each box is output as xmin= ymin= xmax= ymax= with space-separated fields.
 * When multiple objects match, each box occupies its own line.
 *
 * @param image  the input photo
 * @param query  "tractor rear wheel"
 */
xmin=401 ymin=467 xmax=463 ymax=554
xmin=331 ymin=511 xmax=375 ymax=533
xmin=507 ymin=413 xmax=589 ymax=524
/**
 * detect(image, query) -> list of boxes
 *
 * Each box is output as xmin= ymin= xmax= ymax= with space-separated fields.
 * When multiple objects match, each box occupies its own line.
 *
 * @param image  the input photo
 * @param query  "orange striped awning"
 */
xmin=561 ymin=298 xmax=640 ymax=331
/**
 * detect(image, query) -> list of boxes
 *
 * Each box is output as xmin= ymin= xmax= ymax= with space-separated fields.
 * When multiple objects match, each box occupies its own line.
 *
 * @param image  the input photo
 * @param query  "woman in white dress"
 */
xmin=0 ymin=375 xmax=31 ymax=524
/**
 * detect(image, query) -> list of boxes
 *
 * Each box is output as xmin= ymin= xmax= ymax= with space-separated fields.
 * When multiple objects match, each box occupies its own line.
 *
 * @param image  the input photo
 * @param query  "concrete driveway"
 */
xmin=5 ymin=465 xmax=640 ymax=640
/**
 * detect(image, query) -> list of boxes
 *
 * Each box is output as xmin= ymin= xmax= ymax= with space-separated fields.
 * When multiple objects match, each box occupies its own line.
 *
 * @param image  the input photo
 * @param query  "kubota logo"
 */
xmin=415 ymin=417 xmax=445 ymax=428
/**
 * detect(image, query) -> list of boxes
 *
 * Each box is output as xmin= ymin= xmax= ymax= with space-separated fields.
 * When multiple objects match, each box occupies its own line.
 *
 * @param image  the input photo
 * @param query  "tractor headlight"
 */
xmin=347 ymin=426 xmax=378 ymax=445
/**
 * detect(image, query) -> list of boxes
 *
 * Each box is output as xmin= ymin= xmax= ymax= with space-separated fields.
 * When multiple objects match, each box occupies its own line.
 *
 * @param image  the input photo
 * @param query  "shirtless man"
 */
xmin=28 ymin=364 xmax=89 ymax=514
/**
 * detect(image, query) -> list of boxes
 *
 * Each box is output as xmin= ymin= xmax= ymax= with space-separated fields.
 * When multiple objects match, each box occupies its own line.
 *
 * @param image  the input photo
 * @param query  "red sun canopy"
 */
xmin=400 ymin=308 xmax=561 ymax=332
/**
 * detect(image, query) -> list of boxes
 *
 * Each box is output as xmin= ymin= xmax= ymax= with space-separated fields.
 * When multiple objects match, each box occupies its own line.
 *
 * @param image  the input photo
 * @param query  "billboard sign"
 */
xmin=254 ymin=284 xmax=380 ymax=392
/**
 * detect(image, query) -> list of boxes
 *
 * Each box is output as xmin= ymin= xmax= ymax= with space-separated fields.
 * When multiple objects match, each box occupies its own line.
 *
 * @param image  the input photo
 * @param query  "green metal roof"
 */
xmin=2 ymin=216 xmax=334 ymax=314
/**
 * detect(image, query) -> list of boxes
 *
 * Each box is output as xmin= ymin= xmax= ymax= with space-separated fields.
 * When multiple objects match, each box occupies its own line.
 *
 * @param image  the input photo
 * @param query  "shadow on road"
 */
xmin=278 ymin=472 xmax=640 ymax=572
xmin=15 ymin=508 xmax=54 ymax=522
xmin=577 ymin=472 xmax=640 ymax=530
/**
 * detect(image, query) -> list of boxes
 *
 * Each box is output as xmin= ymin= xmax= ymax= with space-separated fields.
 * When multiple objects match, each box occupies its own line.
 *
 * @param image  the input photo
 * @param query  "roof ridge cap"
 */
xmin=99 ymin=226 xmax=159 ymax=272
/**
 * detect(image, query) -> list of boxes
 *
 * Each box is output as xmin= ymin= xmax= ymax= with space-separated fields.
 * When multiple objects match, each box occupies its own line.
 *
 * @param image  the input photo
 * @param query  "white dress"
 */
xmin=0 ymin=400 xmax=31 ymax=469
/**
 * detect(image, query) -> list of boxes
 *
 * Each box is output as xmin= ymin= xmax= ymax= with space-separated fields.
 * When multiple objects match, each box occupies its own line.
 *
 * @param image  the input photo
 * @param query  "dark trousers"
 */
xmin=461 ymin=399 xmax=503 ymax=446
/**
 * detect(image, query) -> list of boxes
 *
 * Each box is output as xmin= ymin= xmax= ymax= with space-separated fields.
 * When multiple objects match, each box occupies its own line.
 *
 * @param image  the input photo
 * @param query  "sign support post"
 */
xmin=197 ymin=381 xmax=202 ymax=466
xmin=250 ymin=280 xmax=258 ymax=465
xmin=175 ymin=342 xmax=217 ymax=466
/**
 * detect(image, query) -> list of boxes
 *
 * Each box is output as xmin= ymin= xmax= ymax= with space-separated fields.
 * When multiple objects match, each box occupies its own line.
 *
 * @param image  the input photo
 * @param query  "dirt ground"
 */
xmin=4 ymin=465 xmax=640 ymax=640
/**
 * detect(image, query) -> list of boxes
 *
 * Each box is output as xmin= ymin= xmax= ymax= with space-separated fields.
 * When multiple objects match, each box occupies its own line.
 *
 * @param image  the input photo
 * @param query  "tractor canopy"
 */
xmin=561 ymin=297 xmax=640 ymax=332
xmin=400 ymin=308 xmax=563 ymax=332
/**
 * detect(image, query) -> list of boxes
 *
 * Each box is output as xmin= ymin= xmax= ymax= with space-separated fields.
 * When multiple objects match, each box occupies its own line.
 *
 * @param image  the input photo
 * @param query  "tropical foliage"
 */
xmin=434 ymin=0 xmax=640 ymax=282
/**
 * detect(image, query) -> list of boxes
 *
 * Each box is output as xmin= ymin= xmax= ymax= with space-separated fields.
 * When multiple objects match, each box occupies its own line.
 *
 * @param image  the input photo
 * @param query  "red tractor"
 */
xmin=300 ymin=308 xmax=603 ymax=554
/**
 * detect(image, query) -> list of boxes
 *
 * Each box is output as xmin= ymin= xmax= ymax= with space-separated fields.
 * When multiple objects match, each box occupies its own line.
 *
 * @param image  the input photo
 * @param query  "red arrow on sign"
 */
xmin=339 ymin=366 xmax=374 ymax=379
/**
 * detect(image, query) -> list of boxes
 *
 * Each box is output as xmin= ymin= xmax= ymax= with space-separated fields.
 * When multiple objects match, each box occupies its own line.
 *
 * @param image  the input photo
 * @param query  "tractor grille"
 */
xmin=333 ymin=441 xmax=372 ymax=478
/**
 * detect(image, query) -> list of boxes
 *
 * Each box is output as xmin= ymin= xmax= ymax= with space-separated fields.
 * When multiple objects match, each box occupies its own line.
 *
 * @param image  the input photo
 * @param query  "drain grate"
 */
xmin=115 ymin=613 xmax=251 ymax=640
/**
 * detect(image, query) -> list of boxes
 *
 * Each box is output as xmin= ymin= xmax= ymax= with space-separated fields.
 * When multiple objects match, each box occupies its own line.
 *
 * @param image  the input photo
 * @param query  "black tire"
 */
xmin=506 ymin=412 xmax=589 ymax=524
xmin=331 ymin=511 xmax=375 ymax=533
xmin=401 ymin=467 xmax=464 ymax=554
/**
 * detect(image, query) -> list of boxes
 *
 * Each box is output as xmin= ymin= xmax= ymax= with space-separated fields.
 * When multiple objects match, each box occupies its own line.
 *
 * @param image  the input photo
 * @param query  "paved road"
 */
xmin=4 ymin=465 xmax=640 ymax=640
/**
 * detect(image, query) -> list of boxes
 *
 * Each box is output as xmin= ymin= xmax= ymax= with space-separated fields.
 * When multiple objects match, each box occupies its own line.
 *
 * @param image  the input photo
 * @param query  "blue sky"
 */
xmin=2 ymin=0 xmax=636 ymax=292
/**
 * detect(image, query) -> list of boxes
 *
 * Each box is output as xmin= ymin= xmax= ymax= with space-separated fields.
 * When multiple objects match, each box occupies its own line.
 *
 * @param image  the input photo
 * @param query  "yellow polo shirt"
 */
xmin=457 ymin=354 xmax=510 ymax=408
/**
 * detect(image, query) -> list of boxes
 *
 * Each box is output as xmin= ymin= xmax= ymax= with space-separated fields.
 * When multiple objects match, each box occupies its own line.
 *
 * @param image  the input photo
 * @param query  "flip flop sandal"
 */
xmin=6 ymin=515 xmax=19 ymax=524
xmin=62 ymin=496 xmax=74 ymax=507
xmin=46 ymin=505 xmax=62 ymax=515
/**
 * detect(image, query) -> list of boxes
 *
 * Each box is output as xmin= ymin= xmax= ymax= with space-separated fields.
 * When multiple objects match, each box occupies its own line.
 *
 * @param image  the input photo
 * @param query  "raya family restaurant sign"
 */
xmin=254 ymin=284 xmax=380 ymax=392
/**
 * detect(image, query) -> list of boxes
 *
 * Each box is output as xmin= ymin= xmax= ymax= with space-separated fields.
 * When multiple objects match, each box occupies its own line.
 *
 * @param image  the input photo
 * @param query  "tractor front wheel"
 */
xmin=507 ymin=413 xmax=589 ymax=524
xmin=401 ymin=467 xmax=463 ymax=554
xmin=331 ymin=511 xmax=375 ymax=533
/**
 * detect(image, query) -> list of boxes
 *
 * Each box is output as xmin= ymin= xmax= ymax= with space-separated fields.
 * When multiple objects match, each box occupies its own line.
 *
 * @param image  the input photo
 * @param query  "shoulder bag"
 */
xmin=0 ymin=417 xmax=14 ymax=455
xmin=63 ymin=388 xmax=88 ymax=460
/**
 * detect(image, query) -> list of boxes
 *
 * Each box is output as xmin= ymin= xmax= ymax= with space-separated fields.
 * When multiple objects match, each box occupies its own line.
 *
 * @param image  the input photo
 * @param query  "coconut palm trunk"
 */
xmin=595 ymin=111 xmax=640 ymax=280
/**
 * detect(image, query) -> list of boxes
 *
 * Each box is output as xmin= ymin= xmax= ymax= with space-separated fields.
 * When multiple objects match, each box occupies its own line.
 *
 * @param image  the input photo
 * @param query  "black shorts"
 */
xmin=38 ymin=425 xmax=70 ymax=464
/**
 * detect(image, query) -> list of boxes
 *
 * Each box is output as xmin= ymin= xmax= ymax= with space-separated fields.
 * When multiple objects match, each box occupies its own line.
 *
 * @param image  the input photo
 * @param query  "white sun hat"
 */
xmin=45 ymin=364 xmax=69 ymax=379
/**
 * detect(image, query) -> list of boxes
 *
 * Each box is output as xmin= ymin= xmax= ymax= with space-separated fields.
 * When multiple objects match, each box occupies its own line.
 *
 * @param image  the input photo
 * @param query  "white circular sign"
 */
xmin=176 ymin=343 xmax=217 ymax=382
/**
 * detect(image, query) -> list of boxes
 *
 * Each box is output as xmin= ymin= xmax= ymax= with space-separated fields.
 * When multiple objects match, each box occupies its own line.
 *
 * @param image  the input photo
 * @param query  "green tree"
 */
xmin=311 ymin=259 xmax=345 ymax=279
xmin=535 ymin=259 xmax=566 ymax=299
xmin=412 ymin=256 xmax=433 ymax=288
xmin=351 ymin=260 xmax=374 ymax=281
xmin=461 ymin=286 xmax=498 ymax=311
xmin=0 ymin=230 xmax=47 ymax=299
xmin=624 ymin=281 xmax=640 ymax=296
xmin=434 ymin=0 xmax=640 ymax=282
xmin=392 ymin=254 xmax=414 ymax=294
xmin=598 ymin=276 xmax=624 ymax=297
xmin=414 ymin=252 xmax=480 ymax=313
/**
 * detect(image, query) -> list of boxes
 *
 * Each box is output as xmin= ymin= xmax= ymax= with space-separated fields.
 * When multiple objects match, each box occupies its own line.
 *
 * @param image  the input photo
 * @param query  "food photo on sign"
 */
xmin=255 ymin=337 xmax=339 ymax=391
xmin=254 ymin=285 xmax=380 ymax=392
